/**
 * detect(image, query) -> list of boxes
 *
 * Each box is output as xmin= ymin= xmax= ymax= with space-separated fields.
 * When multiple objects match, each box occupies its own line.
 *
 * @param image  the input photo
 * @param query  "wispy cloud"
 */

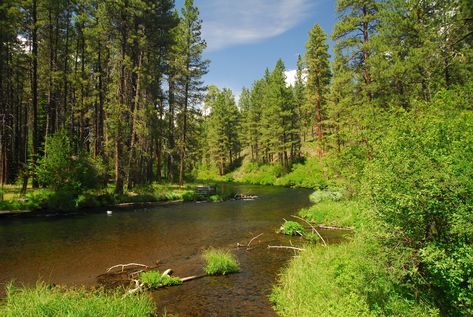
xmin=199 ymin=0 xmax=315 ymax=52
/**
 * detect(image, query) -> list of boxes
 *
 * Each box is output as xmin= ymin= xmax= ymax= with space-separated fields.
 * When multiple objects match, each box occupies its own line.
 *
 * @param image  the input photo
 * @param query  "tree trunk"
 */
xmin=31 ymin=0 xmax=39 ymax=188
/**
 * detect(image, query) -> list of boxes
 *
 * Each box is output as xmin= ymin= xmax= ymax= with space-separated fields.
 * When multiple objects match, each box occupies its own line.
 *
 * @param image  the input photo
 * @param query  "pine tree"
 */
xmin=173 ymin=0 xmax=209 ymax=184
xmin=305 ymin=24 xmax=331 ymax=157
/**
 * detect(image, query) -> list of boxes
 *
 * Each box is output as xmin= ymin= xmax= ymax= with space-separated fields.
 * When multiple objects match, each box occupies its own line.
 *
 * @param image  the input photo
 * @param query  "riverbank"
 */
xmin=270 ymin=193 xmax=442 ymax=317
xmin=195 ymin=157 xmax=337 ymax=190
xmin=0 ymin=183 xmax=200 ymax=214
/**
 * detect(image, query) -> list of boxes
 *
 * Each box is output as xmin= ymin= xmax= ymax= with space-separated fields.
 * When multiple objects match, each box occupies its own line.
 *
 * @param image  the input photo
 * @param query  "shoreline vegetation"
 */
xmin=1 ymin=0 xmax=472 ymax=315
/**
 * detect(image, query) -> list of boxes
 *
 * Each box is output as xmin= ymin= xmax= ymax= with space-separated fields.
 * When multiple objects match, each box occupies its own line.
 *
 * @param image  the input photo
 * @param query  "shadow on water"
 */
xmin=0 ymin=184 xmax=348 ymax=316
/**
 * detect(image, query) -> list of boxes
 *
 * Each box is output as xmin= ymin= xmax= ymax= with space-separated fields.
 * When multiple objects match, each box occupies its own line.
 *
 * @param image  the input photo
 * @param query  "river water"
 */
xmin=0 ymin=184 xmax=344 ymax=316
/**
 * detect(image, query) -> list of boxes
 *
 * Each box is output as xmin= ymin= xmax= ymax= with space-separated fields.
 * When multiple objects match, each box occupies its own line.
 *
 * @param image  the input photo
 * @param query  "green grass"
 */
xmin=280 ymin=221 xmax=305 ymax=236
xmin=0 ymin=182 xmax=199 ymax=212
xmin=0 ymin=282 xmax=155 ymax=317
xmin=271 ymin=237 xmax=440 ymax=317
xmin=202 ymin=249 xmax=240 ymax=275
xmin=299 ymin=200 xmax=366 ymax=229
xmin=139 ymin=271 xmax=183 ymax=289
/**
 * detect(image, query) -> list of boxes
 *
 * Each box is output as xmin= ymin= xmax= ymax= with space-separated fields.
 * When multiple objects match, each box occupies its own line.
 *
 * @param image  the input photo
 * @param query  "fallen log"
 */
xmin=267 ymin=245 xmax=305 ymax=251
xmin=316 ymin=224 xmax=353 ymax=231
xmin=106 ymin=263 xmax=148 ymax=273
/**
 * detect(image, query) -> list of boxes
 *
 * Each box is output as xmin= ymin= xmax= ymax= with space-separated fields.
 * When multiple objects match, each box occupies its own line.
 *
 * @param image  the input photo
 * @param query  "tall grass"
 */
xmin=139 ymin=271 xmax=182 ymax=289
xmin=271 ymin=238 xmax=440 ymax=317
xmin=0 ymin=283 xmax=155 ymax=317
xmin=202 ymin=249 xmax=240 ymax=275
xmin=299 ymin=200 xmax=366 ymax=229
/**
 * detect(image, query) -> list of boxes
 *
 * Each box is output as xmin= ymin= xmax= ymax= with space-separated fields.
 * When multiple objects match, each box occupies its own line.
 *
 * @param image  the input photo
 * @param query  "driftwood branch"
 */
xmin=247 ymin=233 xmax=263 ymax=249
xmin=291 ymin=215 xmax=327 ymax=246
xmin=181 ymin=274 xmax=207 ymax=282
xmin=267 ymin=245 xmax=305 ymax=251
xmin=316 ymin=224 xmax=353 ymax=231
xmin=126 ymin=279 xmax=145 ymax=296
xmin=107 ymin=263 xmax=149 ymax=273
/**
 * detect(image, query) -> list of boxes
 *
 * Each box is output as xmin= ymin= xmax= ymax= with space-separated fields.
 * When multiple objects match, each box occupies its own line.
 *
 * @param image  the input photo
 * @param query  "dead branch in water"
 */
xmin=181 ymin=274 xmax=207 ymax=282
xmin=247 ymin=233 xmax=263 ymax=249
xmin=316 ymin=224 xmax=353 ymax=231
xmin=267 ymin=245 xmax=305 ymax=251
xmin=106 ymin=263 xmax=149 ymax=273
xmin=291 ymin=215 xmax=327 ymax=246
xmin=126 ymin=279 xmax=145 ymax=297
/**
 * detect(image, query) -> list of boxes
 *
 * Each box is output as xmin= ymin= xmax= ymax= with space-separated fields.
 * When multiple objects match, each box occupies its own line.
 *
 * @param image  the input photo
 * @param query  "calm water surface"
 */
xmin=0 ymin=184 xmax=344 ymax=316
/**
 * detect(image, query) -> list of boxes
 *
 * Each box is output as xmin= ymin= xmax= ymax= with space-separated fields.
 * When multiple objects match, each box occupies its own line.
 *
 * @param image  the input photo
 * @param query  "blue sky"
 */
xmin=176 ymin=0 xmax=337 ymax=100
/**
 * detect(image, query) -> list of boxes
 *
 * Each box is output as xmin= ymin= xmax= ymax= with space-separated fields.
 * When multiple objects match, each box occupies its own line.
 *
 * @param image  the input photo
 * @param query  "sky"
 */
xmin=175 ymin=0 xmax=337 ymax=101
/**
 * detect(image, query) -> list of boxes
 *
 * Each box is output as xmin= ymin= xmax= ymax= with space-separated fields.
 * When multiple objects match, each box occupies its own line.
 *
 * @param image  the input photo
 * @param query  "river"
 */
xmin=0 ymin=184 xmax=344 ymax=316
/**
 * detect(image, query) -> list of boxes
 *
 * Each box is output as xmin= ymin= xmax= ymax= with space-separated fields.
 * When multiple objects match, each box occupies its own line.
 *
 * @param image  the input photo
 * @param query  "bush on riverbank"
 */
xmin=203 ymin=249 xmax=240 ymax=275
xmin=196 ymin=158 xmax=330 ymax=190
xmin=0 ymin=283 xmax=155 ymax=317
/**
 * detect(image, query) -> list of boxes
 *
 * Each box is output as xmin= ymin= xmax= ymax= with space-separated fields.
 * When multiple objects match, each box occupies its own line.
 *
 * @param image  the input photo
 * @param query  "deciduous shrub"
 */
xmin=37 ymin=131 xmax=99 ymax=192
xmin=362 ymin=88 xmax=473 ymax=315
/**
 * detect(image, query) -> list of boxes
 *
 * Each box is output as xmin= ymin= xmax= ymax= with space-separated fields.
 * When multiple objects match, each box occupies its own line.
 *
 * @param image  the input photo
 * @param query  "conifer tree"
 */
xmin=173 ymin=0 xmax=209 ymax=185
xmin=305 ymin=24 xmax=331 ymax=157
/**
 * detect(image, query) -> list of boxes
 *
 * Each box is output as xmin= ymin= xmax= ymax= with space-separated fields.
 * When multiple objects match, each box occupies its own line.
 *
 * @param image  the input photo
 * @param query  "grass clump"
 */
xmin=202 ymin=249 xmax=240 ymax=275
xmin=208 ymin=194 xmax=223 ymax=202
xmin=280 ymin=221 xmax=305 ymax=236
xmin=0 ymin=282 xmax=155 ymax=317
xmin=139 ymin=271 xmax=182 ymax=289
xmin=299 ymin=200 xmax=365 ymax=229
xmin=309 ymin=189 xmax=343 ymax=204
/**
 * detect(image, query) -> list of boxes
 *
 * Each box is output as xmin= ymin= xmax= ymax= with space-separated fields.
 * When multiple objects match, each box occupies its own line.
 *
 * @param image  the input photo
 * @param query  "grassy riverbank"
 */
xmin=196 ymin=156 xmax=335 ymax=190
xmin=0 ymin=283 xmax=155 ymax=317
xmin=0 ymin=183 xmax=197 ymax=213
xmin=271 ymin=197 xmax=440 ymax=316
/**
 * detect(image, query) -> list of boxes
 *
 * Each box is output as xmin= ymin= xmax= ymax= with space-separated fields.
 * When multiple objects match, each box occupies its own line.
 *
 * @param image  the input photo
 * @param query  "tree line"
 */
xmin=0 ymin=0 xmax=208 ymax=193
xmin=200 ymin=0 xmax=472 ymax=180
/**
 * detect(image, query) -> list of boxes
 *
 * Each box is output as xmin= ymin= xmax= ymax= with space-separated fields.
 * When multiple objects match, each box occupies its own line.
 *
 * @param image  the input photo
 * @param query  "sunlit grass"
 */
xmin=202 ymin=249 xmax=240 ymax=276
xmin=0 ymin=282 xmax=155 ymax=317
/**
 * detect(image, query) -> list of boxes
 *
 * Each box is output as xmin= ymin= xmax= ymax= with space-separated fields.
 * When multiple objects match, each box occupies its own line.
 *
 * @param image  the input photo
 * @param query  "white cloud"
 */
xmin=285 ymin=69 xmax=298 ymax=87
xmin=199 ymin=0 xmax=315 ymax=52
xmin=284 ymin=69 xmax=307 ymax=87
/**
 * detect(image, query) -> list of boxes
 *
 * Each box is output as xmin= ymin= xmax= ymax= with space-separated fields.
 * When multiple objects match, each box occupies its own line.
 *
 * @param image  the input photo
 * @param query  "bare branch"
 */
xmin=291 ymin=215 xmax=327 ymax=246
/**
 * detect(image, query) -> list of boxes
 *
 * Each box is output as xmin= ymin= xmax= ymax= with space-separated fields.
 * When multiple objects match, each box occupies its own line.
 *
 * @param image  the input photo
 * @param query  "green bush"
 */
xmin=0 ymin=283 xmax=155 ymax=317
xmin=238 ymin=163 xmax=283 ymax=185
xmin=276 ymin=158 xmax=328 ymax=189
xmin=280 ymin=221 xmax=305 ymax=236
xmin=75 ymin=193 xmax=100 ymax=209
xmin=181 ymin=191 xmax=195 ymax=201
xmin=362 ymin=88 xmax=473 ymax=315
xmin=202 ymin=249 xmax=240 ymax=275
xmin=25 ymin=189 xmax=54 ymax=210
xmin=37 ymin=131 xmax=99 ymax=192
xmin=208 ymin=194 xmax=223 ymax=202
xmin=309 ymin=190 xmax=343 ymax=204
xmin=139 ymin=271 xmax=182 ymax=289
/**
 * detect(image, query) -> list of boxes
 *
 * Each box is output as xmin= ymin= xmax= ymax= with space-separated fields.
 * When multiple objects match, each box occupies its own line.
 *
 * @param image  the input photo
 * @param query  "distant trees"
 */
xmin=203 ymin=86 xmax=240 ymax=175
